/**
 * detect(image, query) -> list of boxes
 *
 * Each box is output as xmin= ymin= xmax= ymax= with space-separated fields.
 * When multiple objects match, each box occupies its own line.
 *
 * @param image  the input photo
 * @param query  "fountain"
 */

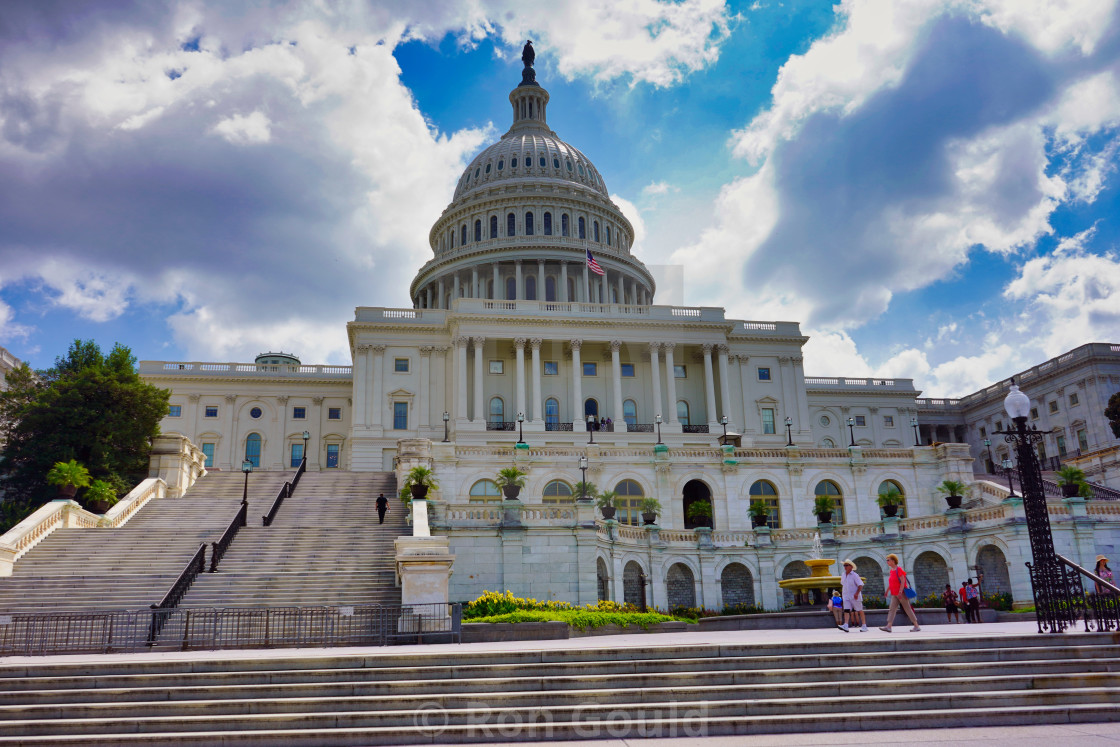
xmin=777 ymin=532 xmax=843 ymax=606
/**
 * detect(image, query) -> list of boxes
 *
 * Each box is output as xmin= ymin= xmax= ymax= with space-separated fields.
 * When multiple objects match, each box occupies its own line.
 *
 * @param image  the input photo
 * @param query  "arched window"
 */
xmin=545 ymin=276 xmax=556 ymax=302
xmin=615 ymin=479 xmax=645 ymax=525
xmin=460 ymin=224 xmax=467 ymax=245
xmin=749 ymin=480 xmax=780 ymax=528
xmin=568 ymin=277 xmax=576 ymax=302
xmin=507 ymin=213 xmax=516 ymax=237
xmin=562 ymin=214 xmax=570 ymax=237
xmin=469 ymin=479 xmax=501 ymax=503
xmin=474 ymin=219 xmax=482 ymax=242
xmin=545 ymin=397 xmax=559 ymax=429
xmin=525 ymin=211 xmax=534 ymax=236
xmin=505 ymin=277 xmax=516 ymax=300
xmin=488 ymin=397 xmax=505 ymax=425
xmin=593 ymin=221 xmax=600 ymax=242
xmin=489 ymin=215 xmax=498 ymax=239
xmin=525 ymin=276 xmax=537 ymax=300
xmin=878 ymin=479 xmax=907 ymax=518
xmin=677 ymin=400 xmax=690 ymax=426
xmin=683 ymin=479 xmax=713 ymax=529
xmin=578 ymin=217 xmax=586 ymax=239
xmin=584 ymin=398 xmax=599 ymax=418
xmin=623 ymin=399 xmax=637 ymax=427
xmin=245 ymin=433 xmax=262 ymax=468
xmin=815 ymin=480 xmax=844 ymax=524
xmin=543 ymin=480 xmax=574 ymax=504
xmin=543 ymin=212 xmax=552 ymax=236
xmin=606 ymin=225 xmax=611 ymax=245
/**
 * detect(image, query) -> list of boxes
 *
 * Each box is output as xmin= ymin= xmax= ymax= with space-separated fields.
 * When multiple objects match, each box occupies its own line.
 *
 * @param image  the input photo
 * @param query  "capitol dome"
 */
xmin=410 ymin=42 xmax=655 ymax=309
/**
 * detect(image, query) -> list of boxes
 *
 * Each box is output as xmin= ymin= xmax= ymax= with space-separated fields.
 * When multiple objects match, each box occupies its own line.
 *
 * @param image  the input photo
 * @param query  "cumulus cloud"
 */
xmin=212 ymin=111 xmax=271 ymax=145
xmin=642 ymin=180 xmax=675 ymax=196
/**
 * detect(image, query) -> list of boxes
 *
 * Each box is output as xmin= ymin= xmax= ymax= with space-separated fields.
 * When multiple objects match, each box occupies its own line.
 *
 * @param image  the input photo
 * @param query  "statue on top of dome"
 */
xmin=520 ymin=40 xmax=537 ymax=86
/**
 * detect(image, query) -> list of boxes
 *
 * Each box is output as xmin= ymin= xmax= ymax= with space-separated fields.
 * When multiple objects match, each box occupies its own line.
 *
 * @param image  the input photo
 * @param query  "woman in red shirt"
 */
xmin=879 ymin=553 xmax=922 ymax=632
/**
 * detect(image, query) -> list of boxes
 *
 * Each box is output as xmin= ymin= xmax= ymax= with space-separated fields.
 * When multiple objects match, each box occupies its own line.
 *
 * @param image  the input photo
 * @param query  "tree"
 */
xmin=0 ymin=340 xmax=169 ymax=530
xmin=1106 ymin=391 xmax=1120 ymax=439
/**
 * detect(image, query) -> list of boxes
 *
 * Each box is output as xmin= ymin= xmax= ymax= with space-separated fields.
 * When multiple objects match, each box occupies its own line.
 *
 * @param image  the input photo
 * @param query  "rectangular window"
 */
xmin=1057 ymin=434 xmax=1067 ymax=456
xmin=620 ymin=363 xmax=635 ymax=377
xmin=393 ymin=402 xmax=408 ymax=430
xmin=1070 ymin=392 xmax=1080 ymax=406
xmin=1049 ymin=400 xmax=1059 ymax=413
xmin=489 ymin=360 xmax=504 ymax=374
xmin=979 ymin=426 xmax=987 ymax=438
xmin=328 ymin=407 xmax=342 ymax=420
xmin=394 ymin=358 xmax=409 ymax=373
xmin=543 ymin=361 xmax=558 ymax=375
xmin=290 ymin=443 xmax=304 ymax=468
xmin=326 ymin=443 xmax=340 ymax=468
xmin=1030 ymin=407 xmax=1039 ymax=420
xmin=204 ymin=406 xmax=218 ymax=418
xmin=995 ymin=420 xmax=1003 ymax=433
xmin=168 ymin=405 xmax=182 ymax=418
xmin=673 ymin=365 xmax=687 ymax=378
xmin=292 ymin=407 xmax=306 ymax=419
xmin=1078 ymin=428 xmax=1089 ymax=452
xmin=583 ymin=362 xmax=597 ymax=376
xmin=758 ymin=367 xmax=771 ymax=381
xmin=201 ymin=443 xmax=215 ymax=468
xmin=854 ymin=415 xmax=867 ymax=427
xmin=883 ymin=415 xmax=894 ymax=427
xmin=761 ymin=408 xmax=776 ymax=434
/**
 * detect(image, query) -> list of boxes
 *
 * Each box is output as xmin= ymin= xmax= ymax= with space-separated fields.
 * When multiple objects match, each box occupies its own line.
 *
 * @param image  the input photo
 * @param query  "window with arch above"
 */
xmin=540 ymin=156 xmax=546 ymax=168
xmin=545 ymin=276 xmax=556 ymax=302
xmin=877 ymin=479 xmax=907 ymax=518
xmin=474 ymin=220 xmax=481 ymax=242
xmin=815 ymin=480 xmax=845 ymax=524
xmin=497 ymin=159 xmax=504 ymax=171
xmin=511 ymin=157 xmax=518 ymax=168
xmin=578 ymin=217 xmax=586 ymax=239
xmin=749 ymin=480 xmax=781 ymax=528
xmin=606 ymin=225 xmax=611 ymax=245
xmin=545 ymin=397 xmax=559 ymax=428
xmin=469 ymin=479 xmax=501 ymax=503
xmin=614 ymin=479 xmax=645 ymax=525
xmin=677 ymin=400 xmax=690 ymax=426
xmin=245 ymin=433 xmax=262 ymax=468
xmin=553 ymin=157 xmax=560 ymax=169
xmin=507 ymin=213 xmax=516 ymax=237
xmin=505 ymin=277 xmax=516 ymax=300
xmin=562 ymin=214 xmax=570 ymax=237
xmin=623 ymin=399 xmax=637 ymax=427
xmin=543 ymin=212 xmax=552 ymax=236
xmin=460 ymin=225 xmax=467 ymax=245
xmin=593 ymin=221 xmax=600 ymax=242
xmin=488 ymin=397 xmax=505 ymax=425
xmin=525 ymin=276 xmax=537 ymax=300
xmin=485 ymin=163 xmax=491 ymax=174
xmin=490 ymin=215 xmax=498 ymax=239
xmin=525 ymin=211 xmax=534 ymax=236
xmin=584 ymin=398 xmax=599 ymax=418
xmin=543 ymin=480 xmax=574 ymax=504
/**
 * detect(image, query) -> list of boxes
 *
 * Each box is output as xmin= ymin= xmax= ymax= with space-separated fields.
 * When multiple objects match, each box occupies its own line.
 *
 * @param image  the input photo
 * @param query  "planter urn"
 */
xmin=641 ymin=511 xmax=658 ymax=526
xmin=1060 ymin=483 xmax=1079 ymax=498
xmin=945 ymin=494 xmax=963 ymax=509
xmin=751 ymin=514 xmax=768 ymax=528
xmin=600 ymin=505 xmax=617 ymax=520
xmin=815 ymin=511 xmax=833 ymax=524
xmin=501 ymin=484 xmax=522 ymax=501
xmin=409 ymin=484 xmax=429 ymax=500
xmin=882 ymin=504 xmax=899 ymax=517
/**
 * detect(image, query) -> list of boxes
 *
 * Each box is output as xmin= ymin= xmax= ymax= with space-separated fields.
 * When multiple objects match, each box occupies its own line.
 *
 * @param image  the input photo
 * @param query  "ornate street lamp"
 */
xmin=442 ymin=411 xmax=450 ymax=442
xmin=587 ymin=414 xmax=595 ymax=444
xmin=785 ymin=416 xmax=794 ymax=447
xmin=517 ymin=412 xmax=525 ymax=445
xmin=241 ymin=459 xmax=253 ymax=505
xmin=719 ymin=415 xmax=729 ymax=445
xmin=983 ymin=438 xmax=994 ymax=474
xmin=1001 ymin=457 xmax=1018 ymax=498
xmin=301 ymin=431 xmax=310 ymax=467
xmin=847 ymin=417 xmax=856 ymax=447
xmin=578 ymin=455 xmax=590 ymax=502
xmin=655 ymin=413 xmax=663 ymax=445
xmin=911 ymin=417 xmax=921 ymax=447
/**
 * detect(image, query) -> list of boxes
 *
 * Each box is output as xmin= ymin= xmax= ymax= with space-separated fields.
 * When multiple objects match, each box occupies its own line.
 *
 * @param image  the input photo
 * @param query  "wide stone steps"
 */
xmin=0 ymin=635 xmax=1114 ymax=745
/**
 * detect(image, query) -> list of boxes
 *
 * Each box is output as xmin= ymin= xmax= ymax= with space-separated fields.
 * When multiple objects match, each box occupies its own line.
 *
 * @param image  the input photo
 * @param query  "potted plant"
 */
xmin=403 ymin=465 xmax=438 ymax=500
xmin=1056 ymin=465 xmax=1087 ymax=498
xmin=639 ymin=496 xmax=662 ymax=525
xmin=574 ymin=480 xmax=598 ymax=503
xmin=936 ymin=479 xmax=969 ymax=509
xmin=813 ymin=495 xmax=835 ymax=524
xmin=877 ymin=483 xmax=903 ymax=517
xmin=686 ymin=499 xmax=713 ymax=528
xmin=748 ymin=500 xmax=771 ymax=528
xmin=495 ymin=466 xmax=528 ymax=500
xmin=84 ymin=479 xmax=118 ymax=514
xmin=596 ymin=490 xmax=620 ymax=520
xmin=46 ymin=460 xmax=90 ymax=500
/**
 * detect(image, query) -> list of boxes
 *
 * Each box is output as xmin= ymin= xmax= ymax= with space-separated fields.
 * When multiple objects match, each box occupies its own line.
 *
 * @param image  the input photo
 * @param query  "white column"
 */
xmin=453 ymin=273 xmax=460 ymax=302
xmin=617 ymin=273 xmax=624 ymax=305
xmin=869 ymin=406 xmax=881 ymax=448
xmin=571 ymin=340 xmax=583 ymax=426
xmin=455 ymin=337 xmax=468 ymax=420
xmin=738 ymin=354 xmax=753 ymax=433
xmin=473 ymin=337 xmax=485 ymax=423
xmin=493 ymin=264 xmax=500 ymax=300
xmin=371 ymin=346 xmax=386 ymax=427
xmin=537 ymin=260 xmax=545 ymax=302
xmin=702 ymin=343 xmax=718 ymax=426
xmin=717 ymin=344 xmax=732 ymax=427
xmin=224 ymin=394 xmax=237 ymax=467
xmin=514 ymin=337 xmax=527 ymax=420
xmin=792 ymin=355 xmax=811 ymax=439
xmin=515 ymin=261 xmax=523 ymax=301
xmin=310 ymin=396 xmax=323 ymax=469
xmin=418 ymin=347 xmax=432 ymax=431
xmin=352 ymin=345 xmax=369 ymax=428
xmin=664 ymin=343 xmax=679 ymax=425
xmin=438 ymin=278 xmax=445 ymax=309
xmin=530 ymin=338 xmax=543 ymax=422
xmin=275 ymin=395 xmax=288 ymax=469
xmin=610 ymin=340 xmax=625 ymax=426
xmin=425 ymin=286 xmax=432 ymax=309
xmin=472 ymin=267 xmax=479 ymax=299
xmin=560 ymin=262 xmax=569 ymax=302
xmin=649 ymin=343 xmax=663 ymax=424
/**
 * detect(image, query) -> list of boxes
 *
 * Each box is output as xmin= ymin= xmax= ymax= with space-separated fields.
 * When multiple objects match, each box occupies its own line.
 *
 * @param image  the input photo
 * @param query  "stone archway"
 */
xmin=666 ymin=563 xmax=696 ymax=609
xmin=913 ymin=551 xmax=950 ymax=600
xmin=781 ymin=560 xmax=810 ymax=607
xmin=682 ymin=479 xmax=713 ymax=529
xmin=623 ymin=561 xmax=643 ymax=607
xmin=854 ymin=556 xmax=885 ymax=601
xmin=597 ymin=558 xmax=610 ymax=602
xmin=977 ymin=545 xmax=1012 ymax=599
xmin=720 ymin=563 xmax=754 ymax=610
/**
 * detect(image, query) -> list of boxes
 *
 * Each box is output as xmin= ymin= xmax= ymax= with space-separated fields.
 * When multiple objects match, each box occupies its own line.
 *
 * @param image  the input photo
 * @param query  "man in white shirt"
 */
xmin=839 ymin=559 xmax=867 ymax=632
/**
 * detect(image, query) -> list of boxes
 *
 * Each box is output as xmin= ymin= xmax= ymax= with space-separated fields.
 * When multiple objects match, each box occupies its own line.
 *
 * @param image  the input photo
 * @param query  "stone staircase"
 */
xmin=0 ymin=471 xmax=292 ymax=613
xmin=0 ymin=632 xmax=1116 ymax=744
xmin=177 ymin=470 xmax=403 ymax=609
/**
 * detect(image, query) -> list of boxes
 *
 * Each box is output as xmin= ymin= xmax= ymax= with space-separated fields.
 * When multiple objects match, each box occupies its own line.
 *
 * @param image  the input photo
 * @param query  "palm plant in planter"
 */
xmin=686 ymin=499 xmax=713 ymax=528
xmin=574 ymin=481 xmax=598 ymax=503
xmin=813 ymin=495 xmax=836 ymax=524
xmin=495 ymin=466 xmax=528 ymax=500
xmin=877 ymin=483 xmax=903 ymax=517
xmin=46 ymin=460 xmax=90 ymax=500
xmin=936 ymin=479 xmax=969 ymax=509
xmin=83 ymin=480 xmax=119 ymax=514
xmin=639 ymin=496 xmax=662 ymax=525
xmin=596 ymin=490 xmax=622 ymax=520
xmin=402 ymin=465 xmax=438 ymax=501
xmin=749 ymin=500 xmax=771 ymax=528
xmin=1056 ymin=465 xmax=1088 ymax=498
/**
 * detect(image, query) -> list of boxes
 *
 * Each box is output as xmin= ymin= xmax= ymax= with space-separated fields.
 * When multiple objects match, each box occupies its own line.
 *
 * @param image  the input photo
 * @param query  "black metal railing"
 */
xmin=586 ymin=422 xmax=614 ymax=432
xmin=545 ymin=422 xmax=573 ymax=431
xmin=682 ymin=424 xmax=710 ymax=434
xmin=262 ymin=482 xmax=291 ymax=527
xmin=1040 ymin=478 xmax=1120 ymax=501
xmin=486 ymin=421 xmax=516 ymax=431
xmin=1 ymin=603 xmax=462 ymax=656
xmin=148 ymin=543 xmax=206 ymax=643
xmin=290 ymin=456 xmax=307 ymax=490
xmin=1053 ymin=554 xmax=1120 ymax=632
xmin=210 ymin=501 xmax=247 ymax=572
xmin=629 ymin=423 xmax=654 ymax=432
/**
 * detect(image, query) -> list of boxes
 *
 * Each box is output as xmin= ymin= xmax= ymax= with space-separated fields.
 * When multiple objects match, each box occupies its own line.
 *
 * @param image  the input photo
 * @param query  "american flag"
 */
xmin=586 ymin=248 xmax=604 ymax=276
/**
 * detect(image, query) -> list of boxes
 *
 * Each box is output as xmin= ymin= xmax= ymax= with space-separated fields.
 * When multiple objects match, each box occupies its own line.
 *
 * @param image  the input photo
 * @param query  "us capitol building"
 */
xmin=139 ymin=45 xmax=1120 ymax=611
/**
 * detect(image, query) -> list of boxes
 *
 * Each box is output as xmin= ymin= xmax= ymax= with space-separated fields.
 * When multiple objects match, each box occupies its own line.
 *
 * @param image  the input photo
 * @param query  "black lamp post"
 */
xmin=301 ymin=430 xmax=310 ymax=467
xmin=785 ymin=416 xmax=794 ymax=447
xmin=442 ymin=411 xmax=450 ymax=442
xmin=241 ymin=459 xmax=253 ymax=505
xmin=983 ymin=438 xmax=993 ymax=474
xmin=719 ymin=415 xmax=729 ymax=445
xmin=847 ymin=417 xmax=856 ymax=447
xmin=655 ymin=413 xmax=662 ymax=445
xmin=1001 ymin=457 xmax=1018 ymax=498
xmin=911 ymin=417 xmax=921 ymax=447
xmin=587 ymin=414 xmax=595 ymax=444
xmin=578 ymin=456 xmax=590 ymax=502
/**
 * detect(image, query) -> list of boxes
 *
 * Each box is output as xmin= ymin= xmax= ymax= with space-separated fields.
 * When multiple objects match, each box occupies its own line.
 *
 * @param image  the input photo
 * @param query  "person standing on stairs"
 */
xmin=839 ymin=559 xmax=867 ymax=632
xmin=880 ymin=553 xmax=921 ymax=632
xmin=376 ymin=493 xmax=388 ymax=524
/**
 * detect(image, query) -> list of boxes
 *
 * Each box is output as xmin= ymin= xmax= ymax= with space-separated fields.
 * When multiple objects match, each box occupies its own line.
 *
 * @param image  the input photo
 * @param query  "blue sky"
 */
xmin=1 ymin=0 xmax=1119 ymax=397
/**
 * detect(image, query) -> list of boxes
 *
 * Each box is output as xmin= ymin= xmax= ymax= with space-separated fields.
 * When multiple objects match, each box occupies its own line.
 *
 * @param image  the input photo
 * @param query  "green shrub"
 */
xmin=468 ymin=609 xmax=675 ymax=631
xmin=722 ymin=603 xmax=767 ymax=616
xmin=983 ymin=592 xmax=1013 ymax=611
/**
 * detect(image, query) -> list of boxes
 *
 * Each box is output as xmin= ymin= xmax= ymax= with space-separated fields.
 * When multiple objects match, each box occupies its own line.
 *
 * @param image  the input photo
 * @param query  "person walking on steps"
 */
xmin=839 ymin=559 xmax=867 ymax=632
xmin=880 ymin=553 xmax=921 ymax=632
xmin=1094 ymin=555 xmax=1114 ymax=596
xmin=376 ymin=493 xmax=388 ymax=524
xmin=943 ymin=583 xmax=962 ymax=624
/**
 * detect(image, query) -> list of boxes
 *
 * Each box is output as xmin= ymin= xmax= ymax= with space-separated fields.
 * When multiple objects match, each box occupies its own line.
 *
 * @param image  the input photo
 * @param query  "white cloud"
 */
xmin=35 ymin=261 xmax=134 ymax=323
xmin=212 ymin=111 xmax=271 ymax=144
xmin=926 ymin=345 xmax=1019 ymax=397
xmin=611 ymin=193 xmax=647 ymax=250
xmin=642 ymin=180 xmax=675 ymax=196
